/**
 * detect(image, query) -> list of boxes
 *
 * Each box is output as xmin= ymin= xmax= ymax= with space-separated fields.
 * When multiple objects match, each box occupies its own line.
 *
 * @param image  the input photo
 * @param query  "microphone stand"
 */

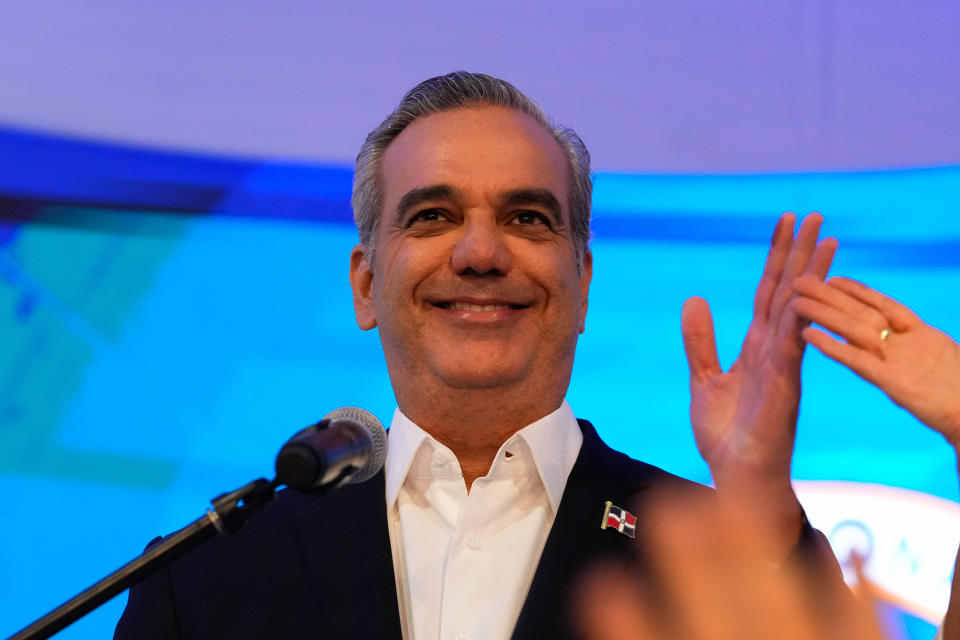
xmin=6 ymin=477 xmax=278 ymax=640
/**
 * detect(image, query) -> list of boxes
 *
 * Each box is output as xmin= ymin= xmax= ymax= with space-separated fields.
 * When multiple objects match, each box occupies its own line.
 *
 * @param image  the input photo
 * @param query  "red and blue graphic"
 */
xmin=602 ymin=501 xmax=637 ymax=539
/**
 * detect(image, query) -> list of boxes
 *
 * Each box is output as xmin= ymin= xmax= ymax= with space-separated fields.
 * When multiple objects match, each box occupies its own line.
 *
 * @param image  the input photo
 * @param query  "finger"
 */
xmin=647 ymin=496 xmax=815 ymax=640
xmin=842 ymin=553 xmax=887 ymax=640
xmin=829 ymin=277 xmax=921 ymax=333
xmin=768 ymin=213 xmax=823 ymax=322
xmin=800 ymin=236 xmax=837 ymax=281
xmin=754 ymin=213 xmax=795 ymax=321
xmin=649 ymin=501 xmax=742 ymax=640
xmin=793 ymin=275 xmax=889 ymax=335
xmin=682 ymin=297 xmax=722 ymax=382
xmin=801 ymin=326 xmax=887 ymax=387
xmin=576 ymin=566 xmax=660 ymax=640
xmin=792 ymin=296 xmax=888 ymax=357
xmin=775 ymin=238 xmax=838 ymax=345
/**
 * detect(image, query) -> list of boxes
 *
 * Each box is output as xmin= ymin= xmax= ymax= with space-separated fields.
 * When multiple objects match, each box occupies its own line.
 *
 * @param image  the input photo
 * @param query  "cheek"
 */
xmin=371 ymin=242 xmax=442 ymax=315
xmin=540 ymin=257 xmax=584 ymax=302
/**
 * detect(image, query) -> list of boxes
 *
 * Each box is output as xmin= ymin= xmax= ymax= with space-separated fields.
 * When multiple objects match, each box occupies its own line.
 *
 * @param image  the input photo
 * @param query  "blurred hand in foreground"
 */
xmin=576 ymin=493 xmax=885 ymax=640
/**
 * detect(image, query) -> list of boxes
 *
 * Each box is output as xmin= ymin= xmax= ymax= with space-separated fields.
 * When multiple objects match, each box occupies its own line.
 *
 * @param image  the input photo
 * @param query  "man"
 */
xmin=116 ymin=72 xmax=841 ymax=639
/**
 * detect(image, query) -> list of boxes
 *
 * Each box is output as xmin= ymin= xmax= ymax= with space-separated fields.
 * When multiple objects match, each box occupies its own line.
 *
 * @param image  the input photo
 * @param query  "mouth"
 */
xmin=433 ymin=301 xmax=527 ymax=311
xmin=427 ymin=295 xmax=533 ymax=323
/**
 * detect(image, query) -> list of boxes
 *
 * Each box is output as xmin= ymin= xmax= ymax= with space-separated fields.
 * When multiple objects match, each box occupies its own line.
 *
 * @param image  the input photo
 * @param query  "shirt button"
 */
xmin=465 ymin=533 xmax=481 ymax=549
xmin=455 ymin=635 xmax=468 ymax=640
xmin=432 ymin=450 xmax=447 ymax=467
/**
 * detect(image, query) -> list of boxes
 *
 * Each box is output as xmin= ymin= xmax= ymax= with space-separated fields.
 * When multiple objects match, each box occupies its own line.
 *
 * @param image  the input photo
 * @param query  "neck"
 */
xmin=397 ymin=385 xmax=564 ymax=489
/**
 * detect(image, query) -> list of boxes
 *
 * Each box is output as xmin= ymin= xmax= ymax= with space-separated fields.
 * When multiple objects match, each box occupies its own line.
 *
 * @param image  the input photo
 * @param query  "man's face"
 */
xmin=350 ymin=106 xmax=591 ymax=403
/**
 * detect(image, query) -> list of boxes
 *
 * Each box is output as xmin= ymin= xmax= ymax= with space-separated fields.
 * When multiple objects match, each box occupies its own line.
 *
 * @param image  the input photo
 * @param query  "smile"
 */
xmin=437 ymin=301 xmax=524 ymax=311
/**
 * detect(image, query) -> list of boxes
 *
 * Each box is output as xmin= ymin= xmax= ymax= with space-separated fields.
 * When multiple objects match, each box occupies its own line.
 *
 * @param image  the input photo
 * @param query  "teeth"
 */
xmin=448 ymin=302 xmax=511 ymax=311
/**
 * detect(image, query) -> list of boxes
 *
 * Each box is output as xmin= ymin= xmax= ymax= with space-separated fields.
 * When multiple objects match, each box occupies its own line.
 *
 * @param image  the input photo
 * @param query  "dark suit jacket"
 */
xmin=115 ymin=420 xmax=840 ymax=639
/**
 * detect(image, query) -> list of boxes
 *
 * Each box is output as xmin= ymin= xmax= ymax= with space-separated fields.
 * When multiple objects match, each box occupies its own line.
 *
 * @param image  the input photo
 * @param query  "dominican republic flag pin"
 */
xmin=601 ymin=500 xmax=637 ymax=539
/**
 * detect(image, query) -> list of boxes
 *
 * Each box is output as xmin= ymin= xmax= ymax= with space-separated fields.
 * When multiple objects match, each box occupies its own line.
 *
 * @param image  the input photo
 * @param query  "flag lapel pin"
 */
xmin=600 ymin=500 xmax=637 ymax=539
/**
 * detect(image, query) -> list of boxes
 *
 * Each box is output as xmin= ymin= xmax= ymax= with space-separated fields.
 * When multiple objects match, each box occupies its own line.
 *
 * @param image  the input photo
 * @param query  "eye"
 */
xmin=511 ymin=210 xmax=550 ymax=226
xmin=408 ymin=208 xmax=448 ymax=225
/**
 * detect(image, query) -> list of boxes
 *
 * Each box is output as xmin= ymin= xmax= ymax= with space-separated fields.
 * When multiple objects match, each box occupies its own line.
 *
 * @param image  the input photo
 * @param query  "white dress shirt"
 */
xmin=384 ymin=401 xmax=583 ymax=640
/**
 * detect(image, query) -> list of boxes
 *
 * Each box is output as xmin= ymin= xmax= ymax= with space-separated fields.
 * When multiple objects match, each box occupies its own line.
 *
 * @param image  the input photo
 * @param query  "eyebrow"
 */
xmin=395 ymin=184 xmax=460 ymax=223
xmin=393 ymin=184 xmax=564 ymax=224
xmin=501 ymin=188 xmax=563 ymax=223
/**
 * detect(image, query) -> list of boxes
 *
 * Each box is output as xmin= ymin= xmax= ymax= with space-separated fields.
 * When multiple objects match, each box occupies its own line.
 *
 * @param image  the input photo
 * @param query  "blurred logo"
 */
xmin=795 ymin=481 xmax=960 ymax=623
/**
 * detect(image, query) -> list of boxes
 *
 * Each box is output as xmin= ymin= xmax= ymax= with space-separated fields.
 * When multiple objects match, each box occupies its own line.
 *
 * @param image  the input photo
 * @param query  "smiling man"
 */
xmin=350 ymin=103 xmax=590 ymax=485
xmin=116 ymin=72 xmax=844 ymax=640
xmin=348 ymin=99 xmax=595 ymax=639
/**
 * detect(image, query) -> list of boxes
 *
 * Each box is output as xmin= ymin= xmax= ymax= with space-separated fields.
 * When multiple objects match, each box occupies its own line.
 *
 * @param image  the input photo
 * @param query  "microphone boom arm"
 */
xmin=6 ymin=478 xmax=277 ymax=640
xmin=7 ymin=406 xmax=386 ymax=640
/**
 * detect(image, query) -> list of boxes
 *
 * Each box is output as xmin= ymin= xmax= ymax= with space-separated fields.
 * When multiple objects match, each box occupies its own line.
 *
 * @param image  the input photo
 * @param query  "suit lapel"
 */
xmin=512 ymin=420 xmax=650 ymax=640
xmin=293 ymin=471 xmax=403 ymax=640
xmin=286 ymin=420 xmax=656 ymax=640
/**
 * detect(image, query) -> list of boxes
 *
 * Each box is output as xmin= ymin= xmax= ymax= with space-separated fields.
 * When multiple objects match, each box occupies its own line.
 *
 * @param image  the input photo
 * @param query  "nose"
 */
xmin=450 ymin=214 xmax=512 ymax=277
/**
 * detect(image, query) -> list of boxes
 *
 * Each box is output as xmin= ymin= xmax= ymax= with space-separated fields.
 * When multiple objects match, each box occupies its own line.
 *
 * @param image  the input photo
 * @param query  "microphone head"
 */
xmin=322 ymin=406 xmax=387 ymax=484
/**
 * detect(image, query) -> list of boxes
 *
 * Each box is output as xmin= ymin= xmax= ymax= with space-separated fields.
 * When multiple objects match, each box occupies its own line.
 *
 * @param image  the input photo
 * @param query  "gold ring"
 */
xmin=880 ymin=328 xmax=891 ymax=342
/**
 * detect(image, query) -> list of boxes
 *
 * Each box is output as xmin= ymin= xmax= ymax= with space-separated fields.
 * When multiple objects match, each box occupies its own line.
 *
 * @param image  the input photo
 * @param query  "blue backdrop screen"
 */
xmin=1 ymin=127 xmax=958 ymax=637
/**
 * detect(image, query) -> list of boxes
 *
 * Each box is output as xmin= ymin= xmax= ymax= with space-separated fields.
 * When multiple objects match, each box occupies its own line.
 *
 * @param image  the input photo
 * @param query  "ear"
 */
xmin=578 ymin=248 xmax=592 ymax=334
xmin=349 ymin=243 xmax=378 ymax=331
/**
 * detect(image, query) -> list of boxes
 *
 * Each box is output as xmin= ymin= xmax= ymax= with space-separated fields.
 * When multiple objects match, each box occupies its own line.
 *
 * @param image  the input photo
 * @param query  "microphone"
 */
xmin=274 ymin=407 xmax=387 ymax=492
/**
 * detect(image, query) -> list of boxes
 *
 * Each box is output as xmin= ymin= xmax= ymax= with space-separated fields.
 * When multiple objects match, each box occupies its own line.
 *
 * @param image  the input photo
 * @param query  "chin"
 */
xmin=430 ymin=356 xmax=530 ymax=391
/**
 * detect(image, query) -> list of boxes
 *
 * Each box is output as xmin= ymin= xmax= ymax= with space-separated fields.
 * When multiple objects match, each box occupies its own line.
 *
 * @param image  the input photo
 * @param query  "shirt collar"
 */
xmin=384 ymin=408 xmax=429 ymax=509
xmin=384 ymin=401 xmax=583 ymax=513
xmin=516 ymin=401 xmax=583 ymax=512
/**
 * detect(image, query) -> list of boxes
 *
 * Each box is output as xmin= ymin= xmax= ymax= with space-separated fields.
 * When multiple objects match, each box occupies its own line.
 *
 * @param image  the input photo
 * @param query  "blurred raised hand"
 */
xmin=576 ymin=492 xmax=884 ymax=640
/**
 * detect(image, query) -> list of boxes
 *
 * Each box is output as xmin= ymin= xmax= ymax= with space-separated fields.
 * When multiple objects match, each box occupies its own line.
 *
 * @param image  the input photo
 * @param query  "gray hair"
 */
xmin=351 ymin=71 xmax=592 ymax=268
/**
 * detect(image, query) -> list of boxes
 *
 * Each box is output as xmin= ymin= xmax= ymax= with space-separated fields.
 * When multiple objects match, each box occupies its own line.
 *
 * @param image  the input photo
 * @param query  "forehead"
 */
xmin=379 ymin=106 xmax=570 ymax=211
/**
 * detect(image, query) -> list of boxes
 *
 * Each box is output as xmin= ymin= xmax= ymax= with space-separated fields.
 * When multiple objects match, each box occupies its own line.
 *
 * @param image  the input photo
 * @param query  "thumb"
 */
xmin=682 ymin=296 xmax=722 ymax=382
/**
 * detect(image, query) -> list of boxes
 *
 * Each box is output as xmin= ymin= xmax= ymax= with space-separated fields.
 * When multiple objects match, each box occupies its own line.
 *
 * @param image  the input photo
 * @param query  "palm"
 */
xmin=688 ymin=306 xmax=802 ymax=479
xmin=794 ymin=276 xmax=960 ymax=445
xmin=883 ymin=326 xmax=960 ymax=436
xmin=682 ymin=213 xmax=836 ymax=489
